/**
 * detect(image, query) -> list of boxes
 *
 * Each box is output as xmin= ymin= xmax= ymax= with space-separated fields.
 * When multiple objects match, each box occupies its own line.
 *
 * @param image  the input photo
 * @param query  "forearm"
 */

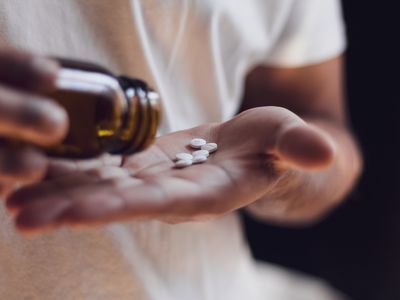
xmin=246 ymin=117 xmax=362 ymax=226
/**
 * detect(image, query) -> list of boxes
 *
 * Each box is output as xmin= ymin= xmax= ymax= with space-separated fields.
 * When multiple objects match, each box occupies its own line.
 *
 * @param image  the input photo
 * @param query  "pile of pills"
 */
xmin=174 ymin=138 xmax=218 ymax=168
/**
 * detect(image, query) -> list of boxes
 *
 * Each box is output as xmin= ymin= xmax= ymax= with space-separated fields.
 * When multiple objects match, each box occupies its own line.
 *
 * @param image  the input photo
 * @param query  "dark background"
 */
xmin=243 ymin=1 xmax=400 ymax=300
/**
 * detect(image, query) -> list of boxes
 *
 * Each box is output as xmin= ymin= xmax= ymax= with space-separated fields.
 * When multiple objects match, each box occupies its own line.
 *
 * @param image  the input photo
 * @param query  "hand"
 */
xmin=0 ymin=48 xmax=68 ymax=198
xmin=7 ymin=107 xmax=335 ymax=233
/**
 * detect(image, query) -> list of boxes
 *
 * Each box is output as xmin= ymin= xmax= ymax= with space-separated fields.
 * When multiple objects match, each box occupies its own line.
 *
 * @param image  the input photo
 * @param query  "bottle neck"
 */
xmin=109 ymin=76 xmax=161 ymax=155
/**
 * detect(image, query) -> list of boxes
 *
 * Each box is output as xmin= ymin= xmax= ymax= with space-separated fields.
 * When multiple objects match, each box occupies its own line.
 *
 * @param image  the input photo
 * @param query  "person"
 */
xmin=0 ymin=0 xmax=361 ymax=299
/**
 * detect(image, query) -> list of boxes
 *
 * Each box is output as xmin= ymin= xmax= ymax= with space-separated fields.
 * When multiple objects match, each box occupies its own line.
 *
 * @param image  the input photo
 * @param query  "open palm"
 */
xmin=7 ymin=107 xmax=334 ymax=232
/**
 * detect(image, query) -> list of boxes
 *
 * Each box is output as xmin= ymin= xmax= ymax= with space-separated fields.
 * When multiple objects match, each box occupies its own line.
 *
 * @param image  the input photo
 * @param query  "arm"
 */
xmin=242 ymin=56 xmax=362 ymax=225
xmin=6 ymin=56 xmax=361 ymax=233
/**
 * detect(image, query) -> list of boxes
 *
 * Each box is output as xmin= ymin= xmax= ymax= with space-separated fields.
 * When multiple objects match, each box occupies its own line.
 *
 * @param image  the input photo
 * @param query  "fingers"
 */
xmin=15 ymin=195 xmax=71 ymax=234
xmin=0 ymin=48 xmax=67 ymax=145
xmin=7 ymin=171 xmax=215 ymax=232
xmin=7 ymin=164 xmax=130 ymax=211
xmin=0 ymin=48 xmax=59 ymax=92
xmin=7 ymin=179 xmax=134 ymax=232
xmin=0 ymin=85 xmax=68 ymax=146
xmin=0 ymin=146 xmax=48 ymax=199
xmin=8 ymin=179 xmax=156 ymax=231
xmin=6 ymin=164 xmax=142 ymax=230
xmin=0 ymin=48 xmax=67 ymax=200
xmin=0 ymin=146 xmax=48 ymax=182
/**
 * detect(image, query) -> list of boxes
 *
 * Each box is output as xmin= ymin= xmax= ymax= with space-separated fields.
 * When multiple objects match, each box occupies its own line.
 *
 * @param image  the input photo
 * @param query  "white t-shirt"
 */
xmin=0 ymin=1 xmax=346 ymax=299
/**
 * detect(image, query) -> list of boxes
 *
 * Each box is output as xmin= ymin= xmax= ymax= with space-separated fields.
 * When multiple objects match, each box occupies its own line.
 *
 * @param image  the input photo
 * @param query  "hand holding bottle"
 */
xmin=0 ymin=48 xmax=68 ymax=198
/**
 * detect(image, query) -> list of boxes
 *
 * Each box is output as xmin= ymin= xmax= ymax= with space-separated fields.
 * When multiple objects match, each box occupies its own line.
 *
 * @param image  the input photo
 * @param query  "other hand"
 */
xmin=7 ymin=107 xmax=335 ymax=232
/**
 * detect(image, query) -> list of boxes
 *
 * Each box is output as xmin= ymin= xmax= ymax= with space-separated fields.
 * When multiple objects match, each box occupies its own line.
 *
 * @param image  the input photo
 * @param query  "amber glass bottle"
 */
xmin=43 ymin=59 xmax=161 ymax=158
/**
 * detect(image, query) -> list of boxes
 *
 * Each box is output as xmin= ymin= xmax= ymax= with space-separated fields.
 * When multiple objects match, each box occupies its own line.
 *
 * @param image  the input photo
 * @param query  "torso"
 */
xmin=0 ymin=1 xmax=343 ymax=299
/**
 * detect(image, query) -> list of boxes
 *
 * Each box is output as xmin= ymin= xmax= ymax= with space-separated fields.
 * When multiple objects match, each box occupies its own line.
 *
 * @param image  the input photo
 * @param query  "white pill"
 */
xmin=175 ymin=159 xmax=193 ymax=168
xmin=176 ymin=153 xmax=193 ymax=161
xmin=201 ymin=143 xmax=218 ymax=153
xmin=190 ymin=138 xmax=207 ymax=149
xmin=192 ymin=155 xmax=208 ymax=164
xmin=192 ymin=149 xmax=209 ymax=157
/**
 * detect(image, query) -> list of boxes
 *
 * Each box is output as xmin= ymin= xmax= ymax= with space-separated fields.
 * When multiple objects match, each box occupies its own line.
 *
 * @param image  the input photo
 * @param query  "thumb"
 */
xmin=274 ymin=122 xmax=336 ymax=171
xmin=221 ymin=106 xmax=336 ymax=171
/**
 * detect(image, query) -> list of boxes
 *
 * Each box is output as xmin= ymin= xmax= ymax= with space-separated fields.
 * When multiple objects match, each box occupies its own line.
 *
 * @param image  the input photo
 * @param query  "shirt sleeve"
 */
xmin=265 ymin=0 xmax=346 ymax=67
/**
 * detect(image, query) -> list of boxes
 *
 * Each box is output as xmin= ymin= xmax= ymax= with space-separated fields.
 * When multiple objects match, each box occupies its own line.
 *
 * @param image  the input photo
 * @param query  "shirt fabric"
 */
xmin=0 ymin=1 xmax=346 ymax=299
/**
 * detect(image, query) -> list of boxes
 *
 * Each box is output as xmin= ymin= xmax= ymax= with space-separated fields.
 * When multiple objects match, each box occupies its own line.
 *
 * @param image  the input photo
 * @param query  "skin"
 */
xmin=0 ymin=48 xmax=362 ymax=233
xmin=0 ymin=49 xmax=68 ymax=199
xmin=241 ymin=58 xmax=361 ymax=224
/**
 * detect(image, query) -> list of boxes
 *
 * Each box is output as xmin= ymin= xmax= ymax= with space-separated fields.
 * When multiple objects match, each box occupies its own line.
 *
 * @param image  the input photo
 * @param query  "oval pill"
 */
xmin=175 ymin=159 xmax=193 ymax=168
xmin=192 ymin=155 xmax=207 ymax=164
xmin=190 ymin=138 xmax=207 ymax=149
xmin=192 ymin=149 xmax=209 ymax=157
xmin=175 ymin=153 xmax=193 ymax=161
xmin=201 ymin=143 xmax=218 ymax=153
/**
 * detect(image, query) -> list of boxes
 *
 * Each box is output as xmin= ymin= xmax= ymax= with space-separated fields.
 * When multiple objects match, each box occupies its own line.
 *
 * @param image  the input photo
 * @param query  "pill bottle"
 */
xmin=43 ymin=59 xmax=161 ymax=158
